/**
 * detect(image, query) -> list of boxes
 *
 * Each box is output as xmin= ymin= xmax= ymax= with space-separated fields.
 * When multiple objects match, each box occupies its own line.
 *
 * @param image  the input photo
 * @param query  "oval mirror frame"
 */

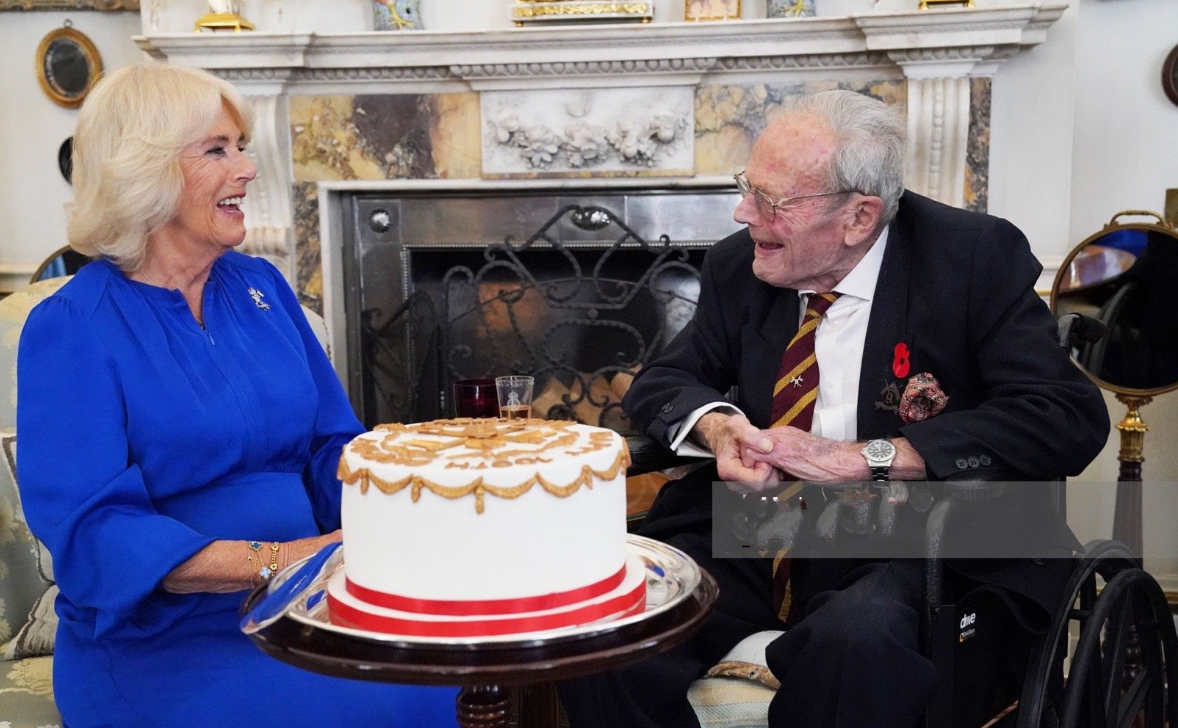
xmin=1164 ymin=43 xmax=1178 ymax=108
xmin=1050 ymin=211 xmax=1178 ymax=398
xmin=35 ymin=25 xmax=103 ymax=110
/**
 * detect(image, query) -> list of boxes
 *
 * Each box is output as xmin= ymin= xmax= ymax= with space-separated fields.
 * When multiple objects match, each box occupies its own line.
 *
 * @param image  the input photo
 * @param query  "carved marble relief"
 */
xmin=481 ymin=88 xmax=694 ymax=177
xmin=695 ymin=79 xmax=907 ymax=177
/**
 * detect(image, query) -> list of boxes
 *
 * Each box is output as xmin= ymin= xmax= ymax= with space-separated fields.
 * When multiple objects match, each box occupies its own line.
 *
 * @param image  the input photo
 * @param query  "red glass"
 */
xmin=452 ymin=378 xmax=499 ymax=418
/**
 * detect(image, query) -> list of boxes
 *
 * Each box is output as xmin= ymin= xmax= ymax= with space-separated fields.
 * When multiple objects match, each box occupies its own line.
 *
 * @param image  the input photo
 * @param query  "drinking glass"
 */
xmin=451 ymin=378 xmax=499 ymax=418
xmin=495 ymin=376 xmax=534 ymax=420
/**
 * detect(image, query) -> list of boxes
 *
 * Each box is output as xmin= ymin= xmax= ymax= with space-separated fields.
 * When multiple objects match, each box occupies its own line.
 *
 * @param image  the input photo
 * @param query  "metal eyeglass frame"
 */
xmin=734 ymin=171 xmax=853 ymax=221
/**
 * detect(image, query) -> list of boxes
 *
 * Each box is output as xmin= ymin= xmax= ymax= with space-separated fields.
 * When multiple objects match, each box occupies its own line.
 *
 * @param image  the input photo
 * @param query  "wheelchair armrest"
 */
xmin=940 ymin=471 xmax=1008 ymax=502
xmin=625 ymin=435 xmax=706 ymax=476
xmin=924 ymin=473 xmax=1010 ymax=607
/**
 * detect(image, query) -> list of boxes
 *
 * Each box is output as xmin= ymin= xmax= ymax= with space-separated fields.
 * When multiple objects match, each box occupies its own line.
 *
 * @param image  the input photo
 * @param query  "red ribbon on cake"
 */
xmin=329 ymin=579 xmax=647 ymax=637
xmin=345 ymin=563 xmax=628 ymax=617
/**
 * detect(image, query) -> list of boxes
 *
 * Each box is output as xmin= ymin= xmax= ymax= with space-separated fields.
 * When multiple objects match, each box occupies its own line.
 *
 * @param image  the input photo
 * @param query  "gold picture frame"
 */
xmin=685 ymin=0 xmax=740 ymax=21
xmin=36 ymin=23 xmax=103 ymax=109
xmin=1 ymin=0 xmax=137 ymax=9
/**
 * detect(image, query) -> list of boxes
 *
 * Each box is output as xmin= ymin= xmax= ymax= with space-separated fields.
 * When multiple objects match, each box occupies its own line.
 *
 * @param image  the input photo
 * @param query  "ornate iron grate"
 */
xmin=356 ymin=203 xmax=708 ymax=433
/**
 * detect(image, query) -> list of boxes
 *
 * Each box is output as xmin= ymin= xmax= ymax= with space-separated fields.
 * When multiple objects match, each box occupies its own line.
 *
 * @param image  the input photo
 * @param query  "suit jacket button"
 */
xmin=980 ymin=455 xmax=992 ymax=466
xmin=660 ymin=403 xmax=674 ymax=414
xmin=968 ymin=456 xmax=980 ymax=468
xmin=955 ymin=458 xmax=968 ymax=470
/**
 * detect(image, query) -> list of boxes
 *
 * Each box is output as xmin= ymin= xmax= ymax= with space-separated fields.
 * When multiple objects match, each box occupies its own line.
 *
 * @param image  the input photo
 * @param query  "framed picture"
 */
xmin=685 ymin=0 xmax=740 ymax=21
xmin=36 ymin=23 xmax=103 ymax=108
xmin=0 ymin=0 xmax=137 ymax=10
xmin=1163 ymin=44 xmax=1178 ymax=108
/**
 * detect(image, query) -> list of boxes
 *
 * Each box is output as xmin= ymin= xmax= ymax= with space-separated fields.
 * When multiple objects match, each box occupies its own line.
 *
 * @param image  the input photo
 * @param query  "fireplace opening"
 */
xmin=341 ymin=187 xmax=740 ymax=432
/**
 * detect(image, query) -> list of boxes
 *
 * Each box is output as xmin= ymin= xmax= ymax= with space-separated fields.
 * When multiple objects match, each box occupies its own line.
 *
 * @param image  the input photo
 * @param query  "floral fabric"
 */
xmin=0 ymin=655 xmax=62 ymax=728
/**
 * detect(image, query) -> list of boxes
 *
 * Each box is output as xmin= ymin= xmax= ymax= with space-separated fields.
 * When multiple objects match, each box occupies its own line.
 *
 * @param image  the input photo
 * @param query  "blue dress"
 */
xmin=17 ymin=253 xmax=458 ymax=728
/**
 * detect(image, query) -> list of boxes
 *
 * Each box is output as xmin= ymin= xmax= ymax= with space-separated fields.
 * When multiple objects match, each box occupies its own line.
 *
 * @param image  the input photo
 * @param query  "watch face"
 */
xmin=865 ymin=440 xmax=896 ymax=460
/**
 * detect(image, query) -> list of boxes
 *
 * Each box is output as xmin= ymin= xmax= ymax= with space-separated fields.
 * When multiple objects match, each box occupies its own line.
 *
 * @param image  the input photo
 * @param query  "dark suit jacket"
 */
xmin=623 ymin=191 xmax=1111 ymax=623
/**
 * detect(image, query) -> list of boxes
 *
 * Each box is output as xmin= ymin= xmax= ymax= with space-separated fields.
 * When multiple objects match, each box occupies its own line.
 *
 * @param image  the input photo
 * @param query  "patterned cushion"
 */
xmin=688 ymin=630 xmax=783 ymax=728
xmin=0 ymin=278 xmax=71 ymax=432
xmin=300 ymin=304 xmax=331 ymax=360
xmin=687 ymin=677 xmax=774 ymax=728
xmin=0 ymin=655 xmax=61 ymax=727
xmin=0 ymin=433 xmax=56 ymax=660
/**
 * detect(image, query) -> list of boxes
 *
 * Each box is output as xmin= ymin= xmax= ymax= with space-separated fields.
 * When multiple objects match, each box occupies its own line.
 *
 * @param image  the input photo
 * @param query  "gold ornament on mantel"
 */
xmin=195 ymin=0 xmax=254 ymax=31
xmin=918 ymin=0 xmax=974 ymax=9
xmin=510 ymin=0 xmax=653 ymax=28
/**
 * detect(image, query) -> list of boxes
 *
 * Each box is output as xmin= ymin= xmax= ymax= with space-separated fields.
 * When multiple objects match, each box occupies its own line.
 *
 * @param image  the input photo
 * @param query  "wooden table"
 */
xmin=242 ymin=556 xmax=718 ymax=728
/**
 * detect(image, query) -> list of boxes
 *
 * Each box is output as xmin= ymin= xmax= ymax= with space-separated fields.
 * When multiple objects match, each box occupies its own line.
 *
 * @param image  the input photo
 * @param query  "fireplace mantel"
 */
xmin=132 ymin=6 xmax=1067 ymax=377
xmin=135 ymin=5 xmax=1063 ymax=93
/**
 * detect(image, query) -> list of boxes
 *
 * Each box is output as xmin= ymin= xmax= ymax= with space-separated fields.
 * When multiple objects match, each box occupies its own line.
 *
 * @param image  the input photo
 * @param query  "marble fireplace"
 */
xmin=135 ymin=3 xmax=1066 ymax=395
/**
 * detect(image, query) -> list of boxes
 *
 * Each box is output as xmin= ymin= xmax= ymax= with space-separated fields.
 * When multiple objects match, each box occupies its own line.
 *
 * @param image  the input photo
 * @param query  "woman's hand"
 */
xmin=276 ymin=531 xmax=342 ymax=573
xmin=162 ymin=530 xmax=343 ymax=594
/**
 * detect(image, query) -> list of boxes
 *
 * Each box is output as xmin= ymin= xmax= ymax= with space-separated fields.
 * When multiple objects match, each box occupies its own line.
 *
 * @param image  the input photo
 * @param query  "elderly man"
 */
xmin=558 ymin=91 xmax=1108 ymax=728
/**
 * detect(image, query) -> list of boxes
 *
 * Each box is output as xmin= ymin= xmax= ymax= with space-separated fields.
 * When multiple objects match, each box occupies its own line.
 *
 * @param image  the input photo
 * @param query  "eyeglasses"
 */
xmin=734 ymin=171 xmax=852 ymax=222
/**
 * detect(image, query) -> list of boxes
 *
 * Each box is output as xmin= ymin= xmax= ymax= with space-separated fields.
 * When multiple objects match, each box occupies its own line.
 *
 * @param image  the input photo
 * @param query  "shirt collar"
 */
xmin=799 ymin=224 xmax=889 ymax=303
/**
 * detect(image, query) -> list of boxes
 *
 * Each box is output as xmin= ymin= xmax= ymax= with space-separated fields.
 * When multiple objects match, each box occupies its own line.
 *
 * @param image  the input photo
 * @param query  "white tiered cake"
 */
xmin=331 ymin=418 xmax=642 ymax=636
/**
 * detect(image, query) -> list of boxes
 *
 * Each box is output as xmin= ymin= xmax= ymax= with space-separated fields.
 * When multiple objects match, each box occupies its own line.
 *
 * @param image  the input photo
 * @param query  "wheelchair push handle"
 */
xmin=1056 ymin=312 xmax=1106 ymax=349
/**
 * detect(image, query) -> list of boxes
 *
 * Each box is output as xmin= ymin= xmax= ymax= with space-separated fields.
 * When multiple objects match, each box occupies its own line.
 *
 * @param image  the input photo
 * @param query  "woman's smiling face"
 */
xmin=158 ymin=104 xmax=257 ymax=254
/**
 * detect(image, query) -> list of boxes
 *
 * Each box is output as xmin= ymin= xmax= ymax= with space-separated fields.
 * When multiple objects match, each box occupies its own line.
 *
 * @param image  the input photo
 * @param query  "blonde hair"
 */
xmin=67 ymin=63 xmax=253 ymax=271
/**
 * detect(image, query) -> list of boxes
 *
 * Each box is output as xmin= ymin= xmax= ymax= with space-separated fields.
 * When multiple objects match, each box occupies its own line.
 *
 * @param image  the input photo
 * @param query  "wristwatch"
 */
xmin=862 ymin=439 xmax=897 ymax=482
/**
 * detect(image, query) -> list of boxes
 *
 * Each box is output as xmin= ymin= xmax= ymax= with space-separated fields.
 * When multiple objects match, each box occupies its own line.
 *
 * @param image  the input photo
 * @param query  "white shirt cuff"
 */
xmin=667 ymin=402 xmax=746 ymax=458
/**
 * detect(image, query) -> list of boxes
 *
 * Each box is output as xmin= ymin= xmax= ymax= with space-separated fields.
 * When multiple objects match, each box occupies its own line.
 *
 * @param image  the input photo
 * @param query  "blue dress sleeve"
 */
xmin=264 ymin=262 xmax=363 ymax=533
xmin=16 ymin=296 xmax=216 ymax=639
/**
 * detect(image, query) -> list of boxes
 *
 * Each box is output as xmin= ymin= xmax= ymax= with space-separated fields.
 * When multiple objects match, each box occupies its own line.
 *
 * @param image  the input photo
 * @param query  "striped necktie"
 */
xmin=769 ymin=291 xmax=841 ymax=623
xmin=769 ymin=292 xmax=841 ymax=430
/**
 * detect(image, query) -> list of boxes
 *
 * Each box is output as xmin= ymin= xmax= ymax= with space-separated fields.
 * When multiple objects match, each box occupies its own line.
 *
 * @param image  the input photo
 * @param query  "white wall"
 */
xmin=1069 ymin=0 xmax=1178 ymax=243
xmin=0 ymin=11 xmax=143 ymax=284
xmin=1072 ymin=0 xmax=1178 ymax=570
xmin=988 ymin=0 xmax=1079 ymax=268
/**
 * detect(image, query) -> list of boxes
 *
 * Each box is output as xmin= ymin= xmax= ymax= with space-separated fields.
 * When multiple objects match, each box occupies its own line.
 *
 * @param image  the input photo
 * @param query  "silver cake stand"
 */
xmin=240 ymin=534 xmax=718 ymax=728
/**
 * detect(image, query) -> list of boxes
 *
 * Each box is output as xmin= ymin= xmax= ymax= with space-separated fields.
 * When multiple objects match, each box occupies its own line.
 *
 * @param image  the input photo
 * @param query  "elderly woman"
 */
xmin=16 ymin=64 xmax=457 ymax=727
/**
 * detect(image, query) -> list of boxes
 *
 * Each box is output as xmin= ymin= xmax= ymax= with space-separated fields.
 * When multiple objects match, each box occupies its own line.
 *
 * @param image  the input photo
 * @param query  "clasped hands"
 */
xmin=694 ymin=412 xmax=868 ymax=492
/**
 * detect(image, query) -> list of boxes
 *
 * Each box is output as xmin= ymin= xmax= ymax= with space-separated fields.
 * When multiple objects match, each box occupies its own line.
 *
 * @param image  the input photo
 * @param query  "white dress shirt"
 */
xmin=668 ymin=226 xmax=889 ymax=456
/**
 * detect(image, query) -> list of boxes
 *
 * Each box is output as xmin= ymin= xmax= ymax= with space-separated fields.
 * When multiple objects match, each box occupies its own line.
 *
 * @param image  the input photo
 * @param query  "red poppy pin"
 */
xmin=893 ymin=342 xmax=911 ymax=379
xmin=898 ymin=372 xmax=949 ymax=424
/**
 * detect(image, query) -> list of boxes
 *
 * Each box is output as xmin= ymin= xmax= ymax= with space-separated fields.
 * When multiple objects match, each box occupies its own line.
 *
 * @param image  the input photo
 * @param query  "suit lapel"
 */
xmin=744 ymin=288 xmax=799 ymax=428
xmin=857 ymin=217 xmax=913 ymax=440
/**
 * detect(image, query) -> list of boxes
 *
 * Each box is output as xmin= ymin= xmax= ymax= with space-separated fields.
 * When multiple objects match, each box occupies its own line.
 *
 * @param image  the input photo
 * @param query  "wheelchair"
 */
xmin=626 ymin=312 xmax=1178 ymax=728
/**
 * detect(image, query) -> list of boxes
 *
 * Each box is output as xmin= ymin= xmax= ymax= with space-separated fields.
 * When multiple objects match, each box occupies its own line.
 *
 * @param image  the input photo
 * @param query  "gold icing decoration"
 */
xmin=338 ymin=418 xmax=631 ymax=514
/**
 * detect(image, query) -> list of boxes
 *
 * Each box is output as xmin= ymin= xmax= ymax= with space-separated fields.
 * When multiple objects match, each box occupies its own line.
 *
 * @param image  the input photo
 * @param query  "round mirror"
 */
xmin=36 ymin=24 xmax=103 ymax=109
xmin=58 ymin=137 xmax=74 ymax=185
xmin=1051 ymin=211 xmax=1178 ymax=396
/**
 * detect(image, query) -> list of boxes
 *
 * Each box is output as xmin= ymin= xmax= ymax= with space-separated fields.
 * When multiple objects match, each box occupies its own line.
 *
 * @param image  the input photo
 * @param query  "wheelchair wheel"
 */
xmin=1016 ymin=540 xmax=1178 ymax=728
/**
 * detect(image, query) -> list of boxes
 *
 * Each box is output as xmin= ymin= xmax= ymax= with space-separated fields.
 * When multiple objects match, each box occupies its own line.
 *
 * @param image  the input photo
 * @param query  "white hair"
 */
xmin=783 ymin=90 xmax=907 ymax=226
xmin=67 ymin=63 xmax=253 ymax=271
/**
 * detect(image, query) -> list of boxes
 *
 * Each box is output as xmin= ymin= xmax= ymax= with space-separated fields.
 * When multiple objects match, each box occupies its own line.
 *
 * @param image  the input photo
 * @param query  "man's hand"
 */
xmin=692 ymin=412 xmax=782 ymax=490
xmin=744 ymin=429 xmax=927 ymax=482
xmin=743 ymin=427 xmax=863 ymax=482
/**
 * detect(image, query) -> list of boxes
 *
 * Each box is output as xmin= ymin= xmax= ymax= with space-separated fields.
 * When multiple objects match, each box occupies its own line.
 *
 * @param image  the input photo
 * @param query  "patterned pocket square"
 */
xmin=899 ymin=372 xmax=949 ymax=424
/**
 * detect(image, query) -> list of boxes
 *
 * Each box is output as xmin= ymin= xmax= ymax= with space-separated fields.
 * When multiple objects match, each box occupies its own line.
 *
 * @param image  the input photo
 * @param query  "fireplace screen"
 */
xmin=342 ymin=188 xmax=739 ymax=433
